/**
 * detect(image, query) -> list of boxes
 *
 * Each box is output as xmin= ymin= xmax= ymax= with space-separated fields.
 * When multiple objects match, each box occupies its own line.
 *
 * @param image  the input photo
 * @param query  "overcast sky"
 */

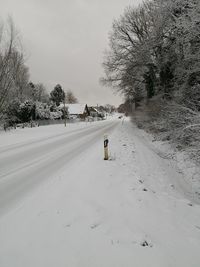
xmin=1 ymin=0 xmax=142 ymax=106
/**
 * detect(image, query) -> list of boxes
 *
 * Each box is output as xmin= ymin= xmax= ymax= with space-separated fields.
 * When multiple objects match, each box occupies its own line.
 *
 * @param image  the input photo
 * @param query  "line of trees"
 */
xmin=103 ymin=0 xmax=200 ymax=109
xmin=0 ymin=18 xmax=78 ymax=126
xmin=103 ymin=0 xmax=200 ymax=161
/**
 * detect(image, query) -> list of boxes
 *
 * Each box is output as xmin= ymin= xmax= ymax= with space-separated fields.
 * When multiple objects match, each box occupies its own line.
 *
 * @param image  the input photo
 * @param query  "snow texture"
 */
xmin=0 ymin=117 xmax=200 ymax=267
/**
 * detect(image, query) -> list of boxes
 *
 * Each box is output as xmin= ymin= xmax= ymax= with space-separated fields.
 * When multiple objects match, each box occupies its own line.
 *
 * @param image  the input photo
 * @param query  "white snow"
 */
xmin=0 ymin=117 xmax=200 ymax=267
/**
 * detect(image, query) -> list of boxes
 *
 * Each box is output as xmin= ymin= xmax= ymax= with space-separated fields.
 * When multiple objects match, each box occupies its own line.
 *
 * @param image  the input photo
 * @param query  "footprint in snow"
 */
xmin=90 ymin=223 xmax=100 ymax=229
xmin=111 ymin=239 xmax=120 ymax=245
xmin=64 ymin=224 xmax=71 ymax=228
xmin=140 ymin=240 xmax=153 ymax=248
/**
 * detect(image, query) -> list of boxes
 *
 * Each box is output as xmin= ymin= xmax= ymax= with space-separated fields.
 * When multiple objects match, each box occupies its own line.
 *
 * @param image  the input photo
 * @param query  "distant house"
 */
xmin=88 ymin=106 xmax=105 ymax=119
xmin=60 ymin=103 xmax=90 ymax=120
xmin=88 ymin=106 xmax=98 ymax=117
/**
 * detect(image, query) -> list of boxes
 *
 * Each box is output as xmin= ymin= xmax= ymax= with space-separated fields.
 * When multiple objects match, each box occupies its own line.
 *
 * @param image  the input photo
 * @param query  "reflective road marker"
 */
xmin=104 ymin=135 xmax=109 ymax=160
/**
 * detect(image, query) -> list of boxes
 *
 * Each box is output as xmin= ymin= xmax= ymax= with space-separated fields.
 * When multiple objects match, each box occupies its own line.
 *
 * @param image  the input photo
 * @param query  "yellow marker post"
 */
xmin=104 ymin=135 xmax=109 ymax=160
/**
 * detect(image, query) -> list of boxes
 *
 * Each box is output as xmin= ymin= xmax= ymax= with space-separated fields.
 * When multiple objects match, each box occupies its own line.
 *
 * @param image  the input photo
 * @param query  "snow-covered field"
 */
xmin=0 ymin=117 xmax=200 ymax=267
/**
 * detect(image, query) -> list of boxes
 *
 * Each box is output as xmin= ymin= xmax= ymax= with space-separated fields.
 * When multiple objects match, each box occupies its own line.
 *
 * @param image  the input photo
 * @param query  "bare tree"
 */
xmin=25 ymin=82 xmax=49 ymax=103
xmin=65 ymin=90 xmax=78 ymax=104
xmin=12 ymin=60 xmax=30 ymax=102
xmin=0 ymin=17 xmax=27 ymax=113
xmin=101 ymin=3 xmax=159 ymax=101
xmin=101 ymin=0 xmax=175 ymax=103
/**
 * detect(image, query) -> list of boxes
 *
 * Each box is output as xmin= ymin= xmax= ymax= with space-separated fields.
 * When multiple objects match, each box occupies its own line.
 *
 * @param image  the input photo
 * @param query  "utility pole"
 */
xmin=29 ymin=82 xmax=36 ymax=126
xmin=63 ymin=93 xmax=66 ymax=127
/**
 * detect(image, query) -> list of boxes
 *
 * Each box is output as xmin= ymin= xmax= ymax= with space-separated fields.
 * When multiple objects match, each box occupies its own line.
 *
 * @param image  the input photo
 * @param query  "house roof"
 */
xmin=89 ymin=107 xmax=98 ymax=112
xmin=60 ymin=103 xmax=87 ymax=115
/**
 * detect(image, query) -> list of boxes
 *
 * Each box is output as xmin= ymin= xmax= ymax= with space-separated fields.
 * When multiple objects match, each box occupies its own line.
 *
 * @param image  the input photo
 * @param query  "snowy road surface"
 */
xmin=0 ymin=118 xmax=200 ymax=267
xmin=0 ymin=120 xmax=118 ymax=215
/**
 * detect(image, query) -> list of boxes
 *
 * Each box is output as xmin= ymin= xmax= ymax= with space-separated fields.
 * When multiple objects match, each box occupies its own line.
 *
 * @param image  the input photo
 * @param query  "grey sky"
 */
xmin=1 ymin=0 xmax=142 ymax=106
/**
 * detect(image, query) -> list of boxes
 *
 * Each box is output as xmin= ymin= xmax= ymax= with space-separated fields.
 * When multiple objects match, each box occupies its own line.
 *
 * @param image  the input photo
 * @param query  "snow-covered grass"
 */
xmin=0 ymin=120 xmax=91 ymax=148
xmin=0 ymin=117 xmax=200 ymax=267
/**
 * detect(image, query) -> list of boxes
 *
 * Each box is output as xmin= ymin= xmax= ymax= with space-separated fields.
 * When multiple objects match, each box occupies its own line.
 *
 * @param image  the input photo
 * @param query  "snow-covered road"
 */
xmin=0 ymin=118 xmax=200 ymax=267
xmin=0 ymin=120 xmax=118 ymax=215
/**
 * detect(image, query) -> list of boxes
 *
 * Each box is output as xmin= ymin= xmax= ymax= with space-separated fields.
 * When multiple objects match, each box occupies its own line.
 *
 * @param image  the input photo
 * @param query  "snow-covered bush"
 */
xmin=4 ymin=99 xmax=35 ymax=125
xmin=18 ymin=100 xmax=35 ymax=122
xmin=132 ymin=97 xmax=200 ymax=163
xmin=35 ymin=102 xmax=51 ymax=120
xmin=49 ymin=103 xmax=63 ymax=120
xmin=50 ymin=111 xmax=63 ymax=120
xmin=5 ymin=99 xmax=21 ymax=125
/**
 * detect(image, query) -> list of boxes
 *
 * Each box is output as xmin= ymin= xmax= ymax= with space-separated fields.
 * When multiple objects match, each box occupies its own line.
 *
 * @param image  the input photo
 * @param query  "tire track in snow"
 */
xmin=0 ymin=121 xmax=106 ymax=155
xmin=0 ymin=121 xmax=119 ymax=216
xmin=0 ymin=121 xmax=112 ymax=177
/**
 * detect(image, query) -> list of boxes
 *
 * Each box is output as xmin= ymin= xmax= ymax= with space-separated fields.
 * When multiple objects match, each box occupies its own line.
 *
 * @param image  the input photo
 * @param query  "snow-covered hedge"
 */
xmin=50 ymin=111 xmax=63 ymax=120
xmin=132 ymin=96 xmax=200 ymax=163
xmin=35 ymin=102 xmax=51 ymax=120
